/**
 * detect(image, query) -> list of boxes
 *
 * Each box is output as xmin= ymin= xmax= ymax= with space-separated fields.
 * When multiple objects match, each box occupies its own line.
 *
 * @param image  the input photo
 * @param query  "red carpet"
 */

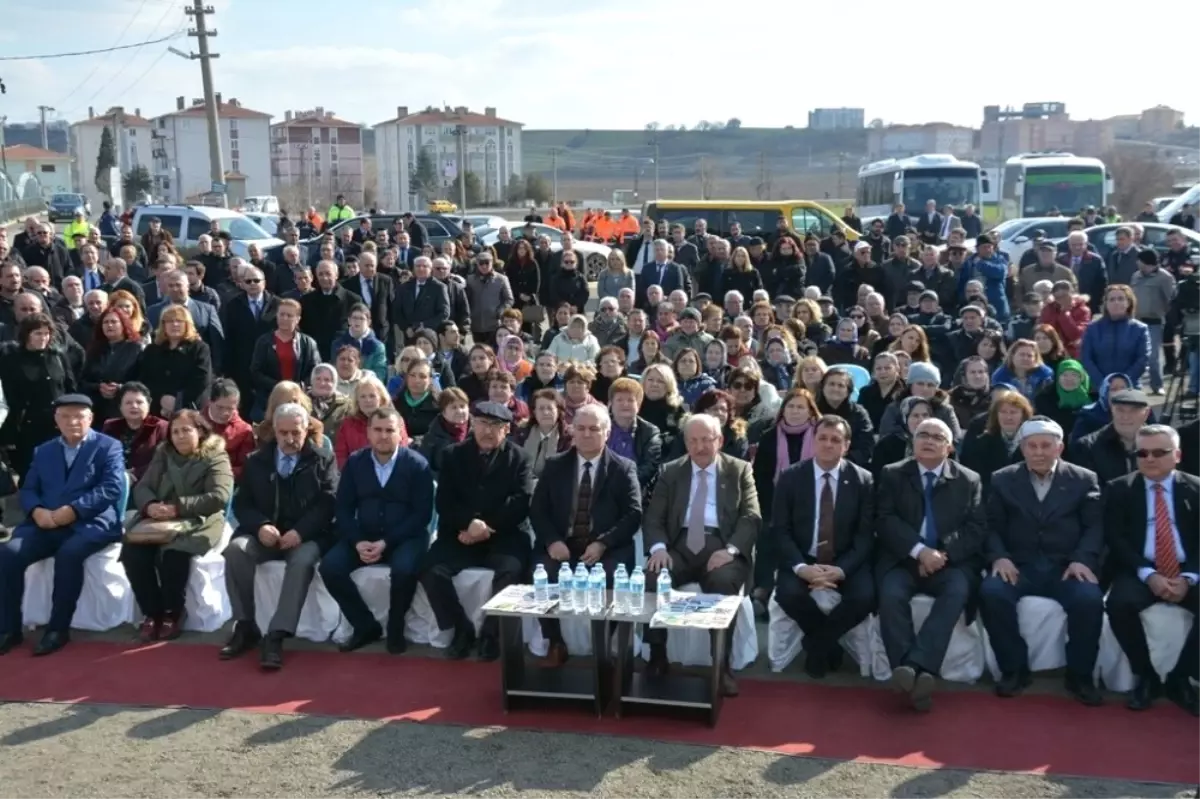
xmin=0 ymin=641 xmax=1195 ymax=784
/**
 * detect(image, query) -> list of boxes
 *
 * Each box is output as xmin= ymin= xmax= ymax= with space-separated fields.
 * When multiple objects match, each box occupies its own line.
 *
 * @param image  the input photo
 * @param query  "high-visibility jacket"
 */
xmin=327 ymin=202 xmax=355 ymax=223
xmin=62 ymin=219 xmax=90 ymax=249
xmin=545 ymin=214 xmax=566 ymax=231
xmin=616 ymin=214 xmax=640 ymax=237
xmin=307 ymin=211 xmax=325 ymax=230
xmin=592 ymin=216 xmax=616 ymax=241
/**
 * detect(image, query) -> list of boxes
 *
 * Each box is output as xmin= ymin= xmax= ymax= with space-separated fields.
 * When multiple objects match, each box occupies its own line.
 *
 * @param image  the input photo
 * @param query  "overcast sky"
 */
xmin=4 ymin=0 xmax=1199 ymax=132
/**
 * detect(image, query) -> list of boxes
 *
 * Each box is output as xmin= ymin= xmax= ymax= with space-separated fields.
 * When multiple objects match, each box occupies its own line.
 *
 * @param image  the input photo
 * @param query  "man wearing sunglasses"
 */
xmin=1104 ymin=424 xmax=1199 ymax=716
xmin=220 ymin=266 xmax=279 ymax=414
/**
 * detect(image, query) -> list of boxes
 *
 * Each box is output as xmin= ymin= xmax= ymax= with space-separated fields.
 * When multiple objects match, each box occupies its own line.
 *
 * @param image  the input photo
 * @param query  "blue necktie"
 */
xmin=279 ymin=455 xmax=295 ymax=478
xmin=922 ymin=472 xmax=939 ymax=546
xmin=251 ymin=300 xmax=261 ymax=320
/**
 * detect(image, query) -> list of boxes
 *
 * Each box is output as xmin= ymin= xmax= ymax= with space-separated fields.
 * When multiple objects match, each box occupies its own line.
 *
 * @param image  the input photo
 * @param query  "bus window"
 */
xmin=645 ymin=206 xmax=721 ymax=234
xmin=792 ymin=208 xmax=831 ymax=236
xmin=724 ymin=210 xmax=782 ymax=236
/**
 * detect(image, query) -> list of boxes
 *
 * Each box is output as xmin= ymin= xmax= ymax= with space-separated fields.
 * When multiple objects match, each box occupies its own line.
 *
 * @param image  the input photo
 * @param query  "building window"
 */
xmin=230 ymin=118 xmax=238 ymax=132
xmin=231 ymin=159 xmax=240 ymax=172
xmin=231 ymin=147 xmax=240 ymax=161
xmin=331 ymin=164 xmax=339 ymax=178
xmin=331 ymin=150 xmax=338 ymax=162
xmin=230 ymin=128 xmax=238 ymax=141
xmin=39 ymin=164 xmax=56 ymax=173
xmin=312 ymin=132 xmax=320 ymax=144
xmin=330 ymin=128 xmax=338 ymax=144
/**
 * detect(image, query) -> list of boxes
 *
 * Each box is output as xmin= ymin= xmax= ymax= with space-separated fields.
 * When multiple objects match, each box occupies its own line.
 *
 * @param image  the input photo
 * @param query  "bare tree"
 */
xmin=644 ymin=122 xmax=660 ymax=132
xmin=271 ymin=181 xmax=309 ymax=216
xmin=361 ymin=155 xmax=378 ymax=209
xmin=1106 ymin=150 xmax=1176 ymax=215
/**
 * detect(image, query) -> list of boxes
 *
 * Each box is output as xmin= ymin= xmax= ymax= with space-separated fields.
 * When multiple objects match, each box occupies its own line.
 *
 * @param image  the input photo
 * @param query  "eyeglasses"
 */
xmin=1136 ymin=448 xmax=1174 ymax=459
xmin=244 ymin=278 xmax=262 ymax=284
xmin=914 ymin=431 xmax=949 ymax=443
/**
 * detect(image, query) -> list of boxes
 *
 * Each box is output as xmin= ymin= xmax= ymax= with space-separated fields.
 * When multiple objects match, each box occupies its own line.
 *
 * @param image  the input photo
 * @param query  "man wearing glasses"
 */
xmin=1104 ymin=424 xmax=1199 ymax=716
xmin=220 ymin=266 xmax=279 ymax=415
xmin=876 ymin=417 xmax=986 ymax=712
xmin=20 ymin=223 xmax=70 ymax=288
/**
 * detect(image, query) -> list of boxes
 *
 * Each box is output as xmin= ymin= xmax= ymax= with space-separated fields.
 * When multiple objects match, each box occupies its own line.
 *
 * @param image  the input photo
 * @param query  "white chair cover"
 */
xmin=182 ymin=522 xmax=234 ymax=632
xmin=523 ymin=612 xmax=599 ymax=657
xmin=22 ymin=543 xmax=135 ymax=631
xmin=766 ymin=589 xmax=880 ymax=676
xmin=980 ymin=595 xmax=1071 ymax=680
xmin=869 ymin=594 xmax=987 ymax=683
xmin=252 ymin=560 xmax=341 ymax=643
xmin=638 ymin=582 xmax=759 ymax=671
xmin=1097 ymin=603 xmax=1193 ymax=693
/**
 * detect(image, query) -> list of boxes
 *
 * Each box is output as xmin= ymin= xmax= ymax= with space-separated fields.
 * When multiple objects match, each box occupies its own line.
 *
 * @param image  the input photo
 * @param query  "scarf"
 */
xmin=1055 ymin=359 xmax=1091 ymax=410
xmin=500 ymin=339 xmax=525 ymax=372
xmin=773 ymin=420 xmax=815 ymax=483
xmin=404 ymin=390 xmax=431 ymax=408
xmin=440 ymin=416 xmax=468 ymax=443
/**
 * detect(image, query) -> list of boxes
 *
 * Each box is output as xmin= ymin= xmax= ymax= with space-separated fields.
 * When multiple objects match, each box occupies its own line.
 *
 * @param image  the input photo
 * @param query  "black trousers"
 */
xmin=877 ymin=563 xmax=973 ymax=676
xmin=120 ymin=544 xmax=194 ymax=619
xmin=420 ymin=536 xmax=526 ymax=638
xmin=532 ymin=539 xmax=633 ymax=644
xmin=774 ymin=567 xmax=875 ymax=658
xmin=1106 ymin=574 xmax=1199 ymax=681
xmin=643 ymin=535 xmax=750 ymax=648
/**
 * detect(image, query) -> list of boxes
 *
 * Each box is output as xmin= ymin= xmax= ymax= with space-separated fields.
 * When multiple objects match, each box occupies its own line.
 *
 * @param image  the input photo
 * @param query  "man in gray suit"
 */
xmin=147 ymin=269 xmax=225 ymax=372
xmin=1106 ymin=226 xmax=1142 ymax=287
xmin=876 ymin=417 xmax=986 ymax=711
xmin=644 ymin=414 xmax=761 ymax=697
xmin=978 ymin=418 xmax=1105 ymax=705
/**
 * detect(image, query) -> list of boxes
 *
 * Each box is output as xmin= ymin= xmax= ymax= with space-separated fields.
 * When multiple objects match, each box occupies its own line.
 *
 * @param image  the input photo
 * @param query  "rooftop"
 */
xmin=73 ymin=107 xmax=152 ymax=127
xmin=375 ymin=104 xmax=522 ymax=128
xmin=274 ymin=108 xmax=361 ymax=128
xmin=162 ymin=97 xmax=271 ymax=120
xmin=2 ymin=144 xmax=70 ymax=160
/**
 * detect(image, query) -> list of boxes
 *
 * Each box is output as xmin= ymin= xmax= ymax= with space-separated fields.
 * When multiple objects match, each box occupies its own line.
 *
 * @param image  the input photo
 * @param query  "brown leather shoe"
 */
xmin=159 ymin=610 xmax=186 ymax=641
xmin=544 ymin=641 xmax=569 ymax=667
xmin=137 ymin=616 xmax=160 ymax=643
xmin=720 ymin=669 xmax=739 ymax=697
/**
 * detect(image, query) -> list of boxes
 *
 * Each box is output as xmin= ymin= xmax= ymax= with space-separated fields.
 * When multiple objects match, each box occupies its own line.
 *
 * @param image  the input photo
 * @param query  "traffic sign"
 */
xmin=211 ymin=181 xmax=227 ymax=193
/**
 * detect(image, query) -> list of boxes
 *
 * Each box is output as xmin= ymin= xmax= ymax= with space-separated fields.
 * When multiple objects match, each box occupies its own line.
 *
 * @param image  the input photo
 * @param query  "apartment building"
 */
xmin=270 ymin=109 xmax=364 ymax=208
xmin=68 ymin=106 xmax=152 ymax=207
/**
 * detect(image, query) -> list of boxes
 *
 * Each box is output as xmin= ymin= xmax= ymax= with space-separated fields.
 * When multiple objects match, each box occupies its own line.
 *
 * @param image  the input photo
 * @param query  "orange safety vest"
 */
xmin=616 ymin=214 xmax=640 ymax=236
xmin=592 ymin=216 xmax=615 ymax=241
xmin=545 ymin=214 xmax=566 ymax=231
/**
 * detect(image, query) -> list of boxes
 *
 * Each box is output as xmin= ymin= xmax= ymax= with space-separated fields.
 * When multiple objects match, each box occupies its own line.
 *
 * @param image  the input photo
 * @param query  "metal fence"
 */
xmin=0 ymin=166 xmax=46 ymax=223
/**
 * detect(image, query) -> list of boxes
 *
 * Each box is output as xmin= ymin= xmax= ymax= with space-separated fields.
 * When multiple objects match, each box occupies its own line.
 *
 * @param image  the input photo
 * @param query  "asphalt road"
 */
xmin=0 ymin=701 xmax=1193 ymax=799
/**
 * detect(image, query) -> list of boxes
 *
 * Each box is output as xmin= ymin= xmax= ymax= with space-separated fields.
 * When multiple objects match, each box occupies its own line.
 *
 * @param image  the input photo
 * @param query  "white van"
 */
xmin=130 ymin=204 xmax=283 ymax=260
xmin=240 ymin=195 xmax=280 ymax=214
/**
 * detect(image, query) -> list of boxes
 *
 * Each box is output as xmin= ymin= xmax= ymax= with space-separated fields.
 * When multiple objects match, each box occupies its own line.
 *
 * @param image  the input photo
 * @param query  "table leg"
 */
xmin=590 ymin=618 xmax=609 ymax=717
xmin=613 ymin=621 xmax=634 ymax=718
xmin=708 ymin=628 xmax=727 ymax=727
xmin=498 ymin=615 xmax=524 ymax=713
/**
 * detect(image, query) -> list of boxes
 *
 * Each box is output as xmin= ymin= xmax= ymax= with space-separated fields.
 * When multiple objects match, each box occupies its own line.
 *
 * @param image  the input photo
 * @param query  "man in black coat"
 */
xmin=419 ymin=402 xmax=532 ymax=661
xmin=393 ymin=255 xmax=449 ymax=348
xmin=914 ymin=200 xmax=945 ymax=246
xmin=1104 ymin=424 xmax=1199 ymax=716
xmin=342 ymin=251 xmax=397 ymax=353
xmin=529 ymin=405 xmax=641 ymax=665
xmin=884 ymin=203 xmax=910 ymax=240
xmin=220 ymin=266 xmax=279 ymax=414
xmin=1068 ymin=389 xmax=1152 ymax=486
xmin=669 ymin=224 xmax=700 ymax=270
xmin=432 ymin=257 xmax=471 ymax=334
xmin=876 ymin=417 xmax=986 ymax=711
xmin=21 ymin=223 xmax=71 ymax=287
xmin=977 ymin=418 xmax=1105 ymax=704
xmin=299 ymin=261 xmax=361 ymax=361
xmin=403 ymin=213 xmax=428 ymax=250
xmin=220 ymin=404 xmax=338 ymax=669
xmin=636 ymin=239 xmax=687 ymax=311
xmin=772 ymin=416 xmax=876 ymax=678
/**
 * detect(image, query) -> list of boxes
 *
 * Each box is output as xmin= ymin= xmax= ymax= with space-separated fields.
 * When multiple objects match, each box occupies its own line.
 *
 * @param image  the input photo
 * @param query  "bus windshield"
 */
xmin=901 ymin=168 xmax=979 ymax=213
xmin=1022 ymin=167 xmax=1104 ymax=216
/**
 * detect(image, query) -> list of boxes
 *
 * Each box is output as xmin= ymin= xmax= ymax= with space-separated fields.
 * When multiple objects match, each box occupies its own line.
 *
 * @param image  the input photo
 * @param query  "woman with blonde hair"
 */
xmin=889 ymin=324 xmax=931 ymax=364
xmin=793 ymin=354 xmax=828 ymax=394
xmin=255 ymin=380 xmax=329 ymax=452
xmin=137 ymin=304 xmax=212 ymax=417
xmin=791 ymin=297 xmax=830 ymax=345
xmin=991 ymin=338 xmax=1054 ymax=401
xmin=639 ymin=362 xmax=686 ymax=450
xmin=334 ymin=374 xmax=404 ymax=469
xmin=596 ymin=248 xmax=635 ymax=301
xmin=721 ymin=245 xmax=764 ymax=299
xmin=108 ymin=288 xmax=151 ymax=342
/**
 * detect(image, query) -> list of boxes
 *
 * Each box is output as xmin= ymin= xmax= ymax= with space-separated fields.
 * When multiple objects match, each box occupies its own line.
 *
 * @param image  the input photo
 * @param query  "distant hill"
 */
xmin=2 ymin=123 xmax=69 ymax=157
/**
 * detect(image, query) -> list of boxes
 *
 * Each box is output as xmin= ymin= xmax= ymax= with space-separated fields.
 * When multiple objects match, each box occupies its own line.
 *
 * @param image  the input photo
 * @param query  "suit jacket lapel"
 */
xmin=674 ymin=461 xmax=693 ymax=537
xmin=835 ymin=464 xmax=855 ymax=536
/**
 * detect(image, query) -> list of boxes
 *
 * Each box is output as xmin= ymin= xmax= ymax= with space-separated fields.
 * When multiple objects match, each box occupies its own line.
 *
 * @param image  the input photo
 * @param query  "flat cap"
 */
xmin=53 ymin=394 xmax=93 ymax=409
xmin=473 ymin=401 xmax=513 ymax=422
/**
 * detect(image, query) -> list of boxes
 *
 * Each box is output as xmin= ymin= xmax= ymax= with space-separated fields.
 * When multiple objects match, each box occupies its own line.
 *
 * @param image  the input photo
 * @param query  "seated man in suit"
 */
xmin=978 ymin=418 xmax=1105 ymax=704
xmin=876 ymin=417 xmax=986 ymax=711
xmin=529 ymin=404 xmax=641 ymax=665
xmin=221 ymin=402 xmax=339 ymax=669
xmin=420 ymin=402 xmax=532 ymax=661
xmin=772 ymin=415 xmax=876 ymax=678
xmin=1105 ymin=424 xmax=1199 ymax=716
xmin=644 ymin=413 xmax=761 ymax=697
xmin=319 ymin=407 xmax=434 ymax=654
xmin=0 ymin=394 xmax=125 ymax=656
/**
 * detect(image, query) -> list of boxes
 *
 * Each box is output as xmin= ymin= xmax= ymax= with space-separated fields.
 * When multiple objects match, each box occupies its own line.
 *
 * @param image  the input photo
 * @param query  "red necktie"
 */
xmin=1153 ymin=483 xmax=1181 ymax=579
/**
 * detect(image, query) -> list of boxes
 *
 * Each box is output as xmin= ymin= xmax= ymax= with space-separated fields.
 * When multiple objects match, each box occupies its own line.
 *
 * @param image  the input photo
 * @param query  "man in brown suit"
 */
xmin=644 ymin=414 xmax=761 ymax=696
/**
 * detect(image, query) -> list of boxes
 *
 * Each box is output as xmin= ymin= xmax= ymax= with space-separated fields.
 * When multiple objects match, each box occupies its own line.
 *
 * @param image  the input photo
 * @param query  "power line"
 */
xmin=0 ymin=31 xmax=184 ymax=61
xmin=53 ymin=0 xmax=153 ymax=107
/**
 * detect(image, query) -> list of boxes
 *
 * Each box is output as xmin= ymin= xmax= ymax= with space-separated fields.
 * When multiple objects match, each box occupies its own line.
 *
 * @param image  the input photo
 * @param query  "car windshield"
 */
xmin=989 ymin=219 xmax=1027 ymax=240
xmin=215 ymin=216 xmax=272 ymax=240
xmin=52 ymin=194 xmax=81 ymax=204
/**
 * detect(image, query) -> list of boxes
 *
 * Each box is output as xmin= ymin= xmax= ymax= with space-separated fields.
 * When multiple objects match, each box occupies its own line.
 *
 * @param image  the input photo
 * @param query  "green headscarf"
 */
xmin=1055 ymin=359 xmax=1090 ymax=409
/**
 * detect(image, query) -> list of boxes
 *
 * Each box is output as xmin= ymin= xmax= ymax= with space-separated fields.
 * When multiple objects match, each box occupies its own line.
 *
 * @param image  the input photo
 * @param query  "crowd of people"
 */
xmin=0 ymin=200 xmax=1196 ymax=715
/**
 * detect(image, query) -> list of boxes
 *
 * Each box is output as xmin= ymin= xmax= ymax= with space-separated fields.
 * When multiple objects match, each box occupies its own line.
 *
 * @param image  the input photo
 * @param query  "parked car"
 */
xmin=240 ymin=195 xmax=280 ymax=214
xmin=318 ymin=213 xmax=462 ymax=247
xmin=243 ymin=213 xmax=280 ymax=237
xmin=428 ymin=199 xmax=458 ymax=213
xmin=1049 ymin=223 xmax=1200 ymax=262
xmin=987 ymin=216 xmax=1076 ymax=264
xmin=47 ymin=193 xmax=91 ymax=222
xmin=130 ymin=204 xmax=283 ymax=260
xmin=478 ymin=221 xmax=611 ymax=281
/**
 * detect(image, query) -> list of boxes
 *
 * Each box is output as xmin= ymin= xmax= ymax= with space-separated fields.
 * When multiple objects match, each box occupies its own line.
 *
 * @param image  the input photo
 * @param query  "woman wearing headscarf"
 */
xmin=1034 ymin=359 xmax=1091 ymax=437
xmin=1069 ymin=372 xmax=1131 ymax=444
xmin=307 ymin=363 xmax=351 ymax=442
xmin=547 ymin=313 xmax=601 ymax=364
xmin=495 ymin=334 xmax=534 ymax=382
xmin=817 ymin=317 xmax=872 ymax=367
xmin=871 ymin=396 xmax=934 ymax=479
xmin=948 ymin=355 xmax=993 ymax=430
xmin=702 ymin=339 xmax=730 ymax=387
xmin=758 ymin=335 xmax=796 ymax=393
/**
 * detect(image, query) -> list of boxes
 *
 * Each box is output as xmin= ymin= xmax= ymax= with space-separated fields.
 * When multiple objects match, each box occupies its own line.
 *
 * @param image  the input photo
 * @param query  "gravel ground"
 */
xmin=0 ymin=702 xmax=1195 ymax=798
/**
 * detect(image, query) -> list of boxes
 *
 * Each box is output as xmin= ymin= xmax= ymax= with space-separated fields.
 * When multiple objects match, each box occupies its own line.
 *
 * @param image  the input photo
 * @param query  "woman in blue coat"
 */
xmin=990 ymin=339 xmax=1054 ymax=402
xmin=1080 ymin=284 xmax=1150 ymax=391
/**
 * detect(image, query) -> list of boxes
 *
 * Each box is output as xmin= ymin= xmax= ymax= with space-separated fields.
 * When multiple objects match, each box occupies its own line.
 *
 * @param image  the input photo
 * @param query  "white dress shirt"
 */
xmin=803 ymin=461 xmax=842 ymax=564
xmin=359 ymin=275 xmax=373 ymax=306
xmin=909 ymin=461 xmax=946 ymax=559
xmin=649 ymin=460 xmax=728 ymax=555
xmin=1139 ymin=472 xmax=1199 ymax=584
xmin=633 ymin=240 xmax=652 ymax=273
xmin=372 ymin=447 xmax=401 ymax=487
xmin=577 ymin=453 xmax=602 ymax=486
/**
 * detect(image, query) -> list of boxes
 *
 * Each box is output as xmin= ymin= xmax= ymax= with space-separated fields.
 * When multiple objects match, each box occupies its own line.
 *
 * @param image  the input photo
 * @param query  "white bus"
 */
xmin=855 ymin=154 xmax=988 ymax=223
xmin=1001 ymin=153 xmax=1113 ymax=219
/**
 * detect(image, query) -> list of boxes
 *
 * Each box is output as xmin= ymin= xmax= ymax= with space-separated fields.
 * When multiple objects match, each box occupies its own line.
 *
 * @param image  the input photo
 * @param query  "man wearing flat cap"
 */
xmin=977 ymin=417 xmax=1105 ymax=705
xmin=419 ymin=402 xmax=532 ymax=661
xmin=0 ymin=394 xmax=126 ymax=656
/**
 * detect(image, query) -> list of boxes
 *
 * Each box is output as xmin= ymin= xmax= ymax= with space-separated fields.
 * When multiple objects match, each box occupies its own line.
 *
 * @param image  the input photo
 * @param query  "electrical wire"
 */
xmin=0 ymin=31 xmax=184 ymax=61
xmin=53 ymin=0 xmax=153 ymax=107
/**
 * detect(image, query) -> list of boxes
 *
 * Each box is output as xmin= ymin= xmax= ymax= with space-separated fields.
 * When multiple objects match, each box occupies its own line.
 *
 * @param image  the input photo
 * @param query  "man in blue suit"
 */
xmin=635 ymin=239 xmax=685 ymax=311
xmin=318 ymin=407 xmax=434 ymax=655
xmin=0 ymin=394 xmax=126 ymax=656
xmin=147 ymin=268 xmax=226 ymax=372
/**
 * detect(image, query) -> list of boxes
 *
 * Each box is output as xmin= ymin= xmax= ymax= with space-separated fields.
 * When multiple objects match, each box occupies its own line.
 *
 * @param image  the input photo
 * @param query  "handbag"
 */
xmin=124 ymin=519 xmax=190 ymax=545
xmin=521 ymin=304 xmax=546 ymax=323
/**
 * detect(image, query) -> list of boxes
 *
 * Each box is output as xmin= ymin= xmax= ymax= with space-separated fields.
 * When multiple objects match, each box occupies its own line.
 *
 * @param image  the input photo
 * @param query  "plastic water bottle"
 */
xmin=656 ymin=568 xmax=673 ymax=610
xmin=629 ymin=566 xmax=646 ymax=614
xmin=587 ymin=564 xmax=605 ymax=614
xmin=573 ymin=563 xmax=589 ymax=613
xmin=557 ymin=562 xmax=574 ymax=612
xmin=613 ymin=564 xmax=630 ymax=614
xmin=532 ymin=564 xmax=549 ymax=604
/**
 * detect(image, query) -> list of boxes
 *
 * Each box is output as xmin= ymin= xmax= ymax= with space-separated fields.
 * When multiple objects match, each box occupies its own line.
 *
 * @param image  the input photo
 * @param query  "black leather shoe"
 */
xmin=911 ymin=670 xmax=936 ymax=712
xmin=803 ymin=649 xmax=828 ymax=679
xmin=33 ymin=630 xmax=69 ymax=657
xmin=1065 ymin=673 xmax=1103 ymax=706
xmin=995 ymin=670 xmax=1033 ymax=698
xmin=259 ymin=633 xmax=284 ymax=671
xmin=385 ymin=633 xmax=408 ymax=655
xmin=445 ymin=626 xmax=475 ymax=660
xmin=219 ymin=622 xmax=261 ymax=661
xmin=1165 ymin=674 xmax=1200 ymax=717
xmin=477 ymin=635 xmax=500 ymax=662
xmin=827 ymin=646 xmax=845 ymax=673
xmin=1127 ymin=674 xmax=1162 ymax=711
xmin=0 ymin=632 xmax=23 ymax=655
xmin=338 ymin=624 xmax=383 ymax=653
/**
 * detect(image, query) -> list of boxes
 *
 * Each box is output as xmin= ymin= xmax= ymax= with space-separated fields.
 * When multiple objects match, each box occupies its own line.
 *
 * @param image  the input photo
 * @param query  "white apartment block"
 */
xmin=151 ymin=95 xmax=272 ymax=205
xmin=69 ymin=106 xmax=152 ymax=208
xmin=375 ymin=105 xmax=522 ymax=213
xmin=270 ymin=109 xmax=365 ymax=209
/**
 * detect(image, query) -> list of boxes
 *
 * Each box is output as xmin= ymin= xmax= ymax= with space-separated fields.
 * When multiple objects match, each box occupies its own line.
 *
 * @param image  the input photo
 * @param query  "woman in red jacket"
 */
xmin=1038 ymin=279 xmax=1091 ymax=358
xmin=203 ymin=378 xmax=256 ymax=480
xmin=334 ymin=374 xmax=409 ymax=469
xmin=102 ymin=381 xmax=170 ymax=486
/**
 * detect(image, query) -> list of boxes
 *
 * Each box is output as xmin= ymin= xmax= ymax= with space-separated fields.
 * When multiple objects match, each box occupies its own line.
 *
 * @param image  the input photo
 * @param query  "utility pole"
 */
xmin=648 ymin=135 xmax=660 ymax=200
xmin=185 ymin=0 xmax=225 ymax=207
xmin=37 ymin=105 xmax=54 ymax=150
xmin=632 ymin=163 xmax=640 ymax=199
xmin=836 ymin=152 xmax=846 ymax=199
xmin=550 ymin=148 xmax=559 ymax=203
xmin=453 ymin=124 xmax=467 ymax=211
xmin=297 ymin=143 xmax=310 ymax=208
